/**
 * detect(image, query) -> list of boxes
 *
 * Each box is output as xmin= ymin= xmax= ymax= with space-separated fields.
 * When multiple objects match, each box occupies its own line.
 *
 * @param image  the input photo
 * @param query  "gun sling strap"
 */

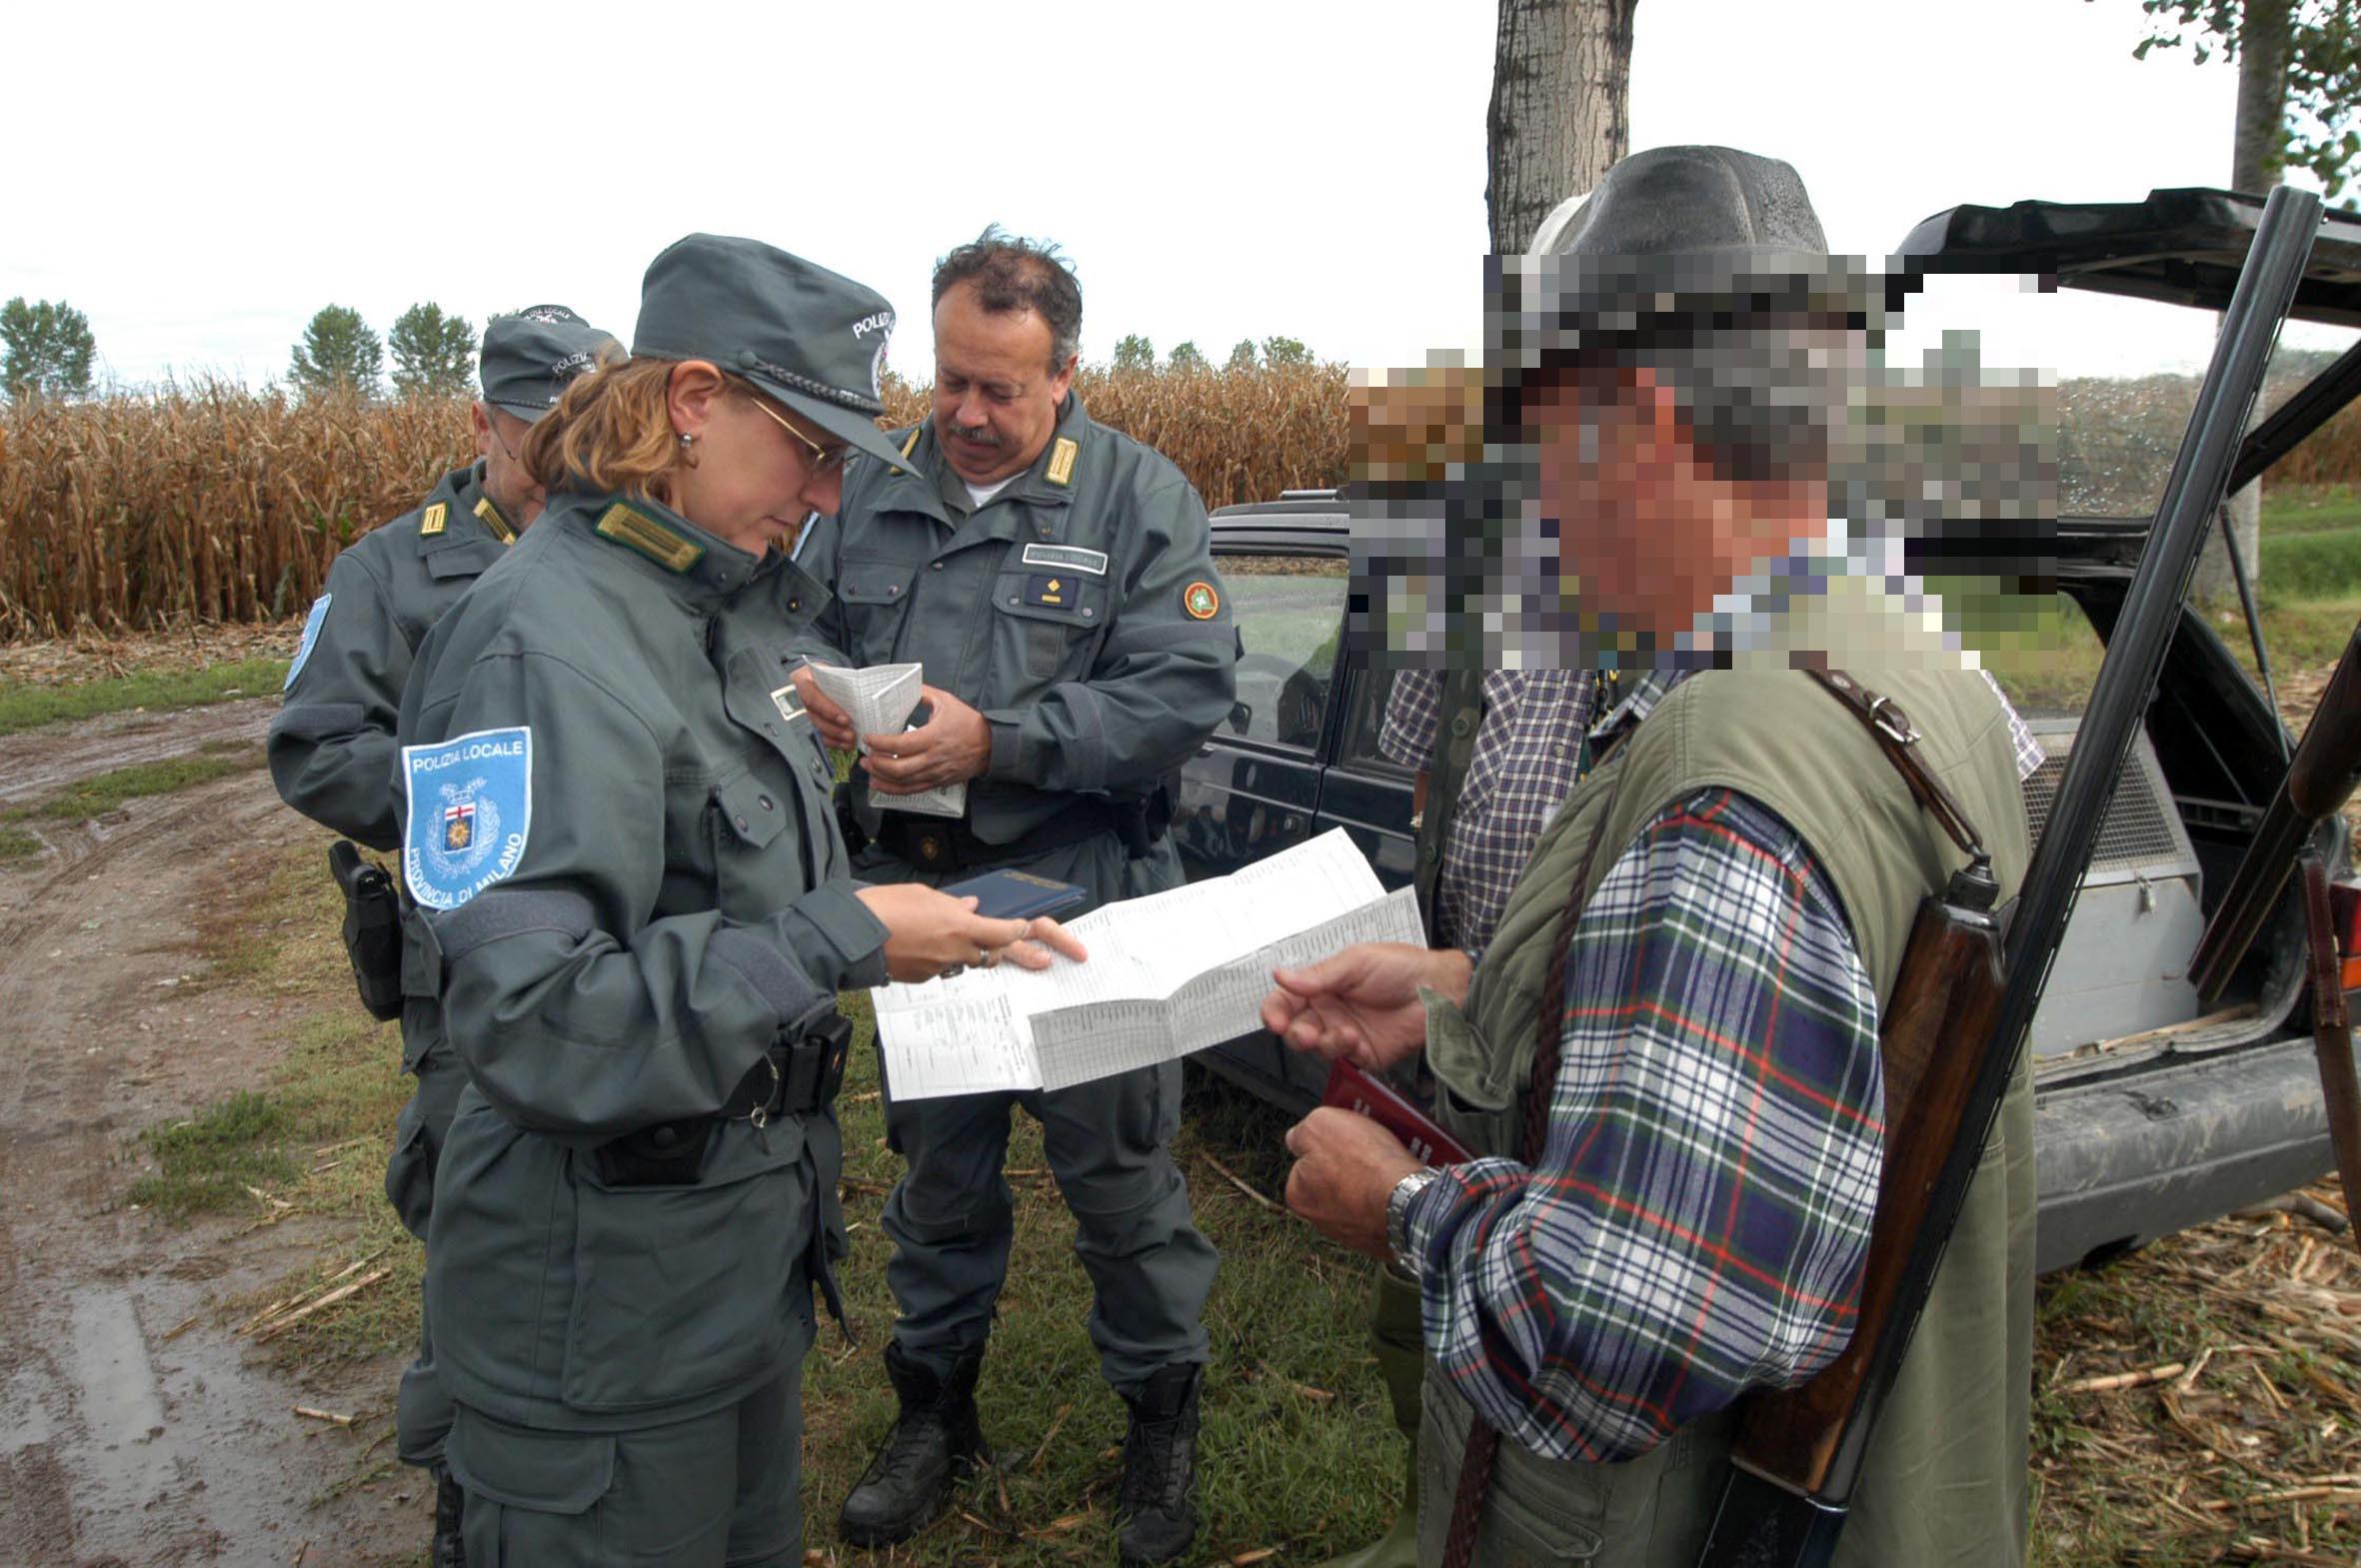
xmin=1438 ymin=670 xmax=1990 ymax=1568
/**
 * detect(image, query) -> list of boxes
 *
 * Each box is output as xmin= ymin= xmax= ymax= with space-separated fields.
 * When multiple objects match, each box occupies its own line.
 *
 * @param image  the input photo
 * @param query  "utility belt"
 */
xmin=328 ymin=840 xmax=406 ymax=1021
xmin=853 ymin=783 xmax=1173 ymax=873
xmin=594 ymin=1008 xmax=855 ymax=1188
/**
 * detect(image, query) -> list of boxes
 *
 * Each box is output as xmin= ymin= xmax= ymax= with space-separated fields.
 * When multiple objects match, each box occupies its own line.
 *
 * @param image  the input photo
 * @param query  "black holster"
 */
xmin=592 ymin=1007 xmax=856 ymax=1188
xmin=328 ymin=840 xmax=405 ymax=1022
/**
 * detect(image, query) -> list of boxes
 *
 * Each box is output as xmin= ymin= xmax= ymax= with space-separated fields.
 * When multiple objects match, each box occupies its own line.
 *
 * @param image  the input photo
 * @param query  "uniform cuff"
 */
xmin=774 ymin=878 xmax=891 ymax=991
xmin=986 ymin=712 xmax=1027 ymax=779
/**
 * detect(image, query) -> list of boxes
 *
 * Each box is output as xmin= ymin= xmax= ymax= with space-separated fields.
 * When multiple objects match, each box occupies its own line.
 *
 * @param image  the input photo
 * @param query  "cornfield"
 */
xmin=9 ymin=357 xmax=2361 ymax=641
xmin=0 ymin=366 xmax=1347 ymax=641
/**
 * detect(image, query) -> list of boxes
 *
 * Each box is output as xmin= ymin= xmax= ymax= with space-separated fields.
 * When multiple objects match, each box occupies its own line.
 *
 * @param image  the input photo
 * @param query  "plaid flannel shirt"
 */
xmin=1377 ymin=670 xmax=1599 ymax=953
xmin=1400 ymin=670 xmax=2040 ymax=1463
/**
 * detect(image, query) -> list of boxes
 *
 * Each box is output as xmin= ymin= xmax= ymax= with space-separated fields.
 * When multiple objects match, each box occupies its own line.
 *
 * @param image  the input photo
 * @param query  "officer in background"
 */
xmin=398 ymin=234 xmax=1080 ymax=1565
xmin=266 ymin=304 xmax=619 ymax=1567
xmin=789 ymin=229 xmax=1236 ymax=1566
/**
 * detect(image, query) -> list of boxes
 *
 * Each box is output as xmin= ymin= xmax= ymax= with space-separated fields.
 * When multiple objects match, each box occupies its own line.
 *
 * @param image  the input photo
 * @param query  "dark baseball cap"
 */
xmin=481 ymin=305 xmax=624 ymax=424
xmin=632 ymin=234 xmax=908 ymax=471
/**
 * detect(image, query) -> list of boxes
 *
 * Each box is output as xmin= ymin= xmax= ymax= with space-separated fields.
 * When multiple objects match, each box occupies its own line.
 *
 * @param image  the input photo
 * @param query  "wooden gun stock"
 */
xmin=1724 ymin=876 xmax=2010 ymax=1497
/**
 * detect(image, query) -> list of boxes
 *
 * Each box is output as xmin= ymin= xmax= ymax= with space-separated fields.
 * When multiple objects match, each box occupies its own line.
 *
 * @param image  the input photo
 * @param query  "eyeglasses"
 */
xmin=750 ymin=398 xmax=852 ymax=479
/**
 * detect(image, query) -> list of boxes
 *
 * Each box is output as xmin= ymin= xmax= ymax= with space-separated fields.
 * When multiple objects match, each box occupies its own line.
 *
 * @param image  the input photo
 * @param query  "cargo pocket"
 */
xmin=1416 ymin=1363 xmax=1605 ymax=1565
xmin=383 ymin=1095 xmax=436 ymax=1239
xmin=561 ymin=1142 xmax=812 ymax=1413
xmin=445 ymin=1406 xmax=615 ymax=1566
xmin=1420 ymin=993 xmax=1519 ymax=1161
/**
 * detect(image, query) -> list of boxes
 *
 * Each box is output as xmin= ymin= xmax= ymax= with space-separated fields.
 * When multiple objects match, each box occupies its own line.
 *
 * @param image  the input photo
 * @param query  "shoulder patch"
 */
xmin=594 ymin=503 xmax=704 ymax=574
xmin=285 ymin=595 xmax=333 ymax=690
xmin=420 ymin=503 xmax=448 ymax=538
xmin=1182 ymin=581 xmax=1220 ymax=621
xmin=474 ymin=496 xmax=517 ymax=546
xmin=1045 ymin=437 xmax=1079 ymax=488
xmin=402 ymin=727 xmax=533 ymax=911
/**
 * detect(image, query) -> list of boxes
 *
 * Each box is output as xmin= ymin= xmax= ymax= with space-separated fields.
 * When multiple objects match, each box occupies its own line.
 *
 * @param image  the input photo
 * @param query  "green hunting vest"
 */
xmin=1415 ymin=666 xmax=2037 ymax=1568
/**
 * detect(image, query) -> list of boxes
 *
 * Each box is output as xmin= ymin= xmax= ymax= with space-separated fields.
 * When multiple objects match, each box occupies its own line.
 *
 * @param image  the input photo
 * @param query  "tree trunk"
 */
xmin=2197 ymin=0 xmax=2293 ymax=609
xmin=1486 ymin=0 xmax=1638 ymax=254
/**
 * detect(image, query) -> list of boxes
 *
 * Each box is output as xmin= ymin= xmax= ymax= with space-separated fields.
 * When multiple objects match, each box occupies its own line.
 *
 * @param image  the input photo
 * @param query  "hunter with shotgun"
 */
xmin=1273 ymin=151 xmax=2331 ymax=1567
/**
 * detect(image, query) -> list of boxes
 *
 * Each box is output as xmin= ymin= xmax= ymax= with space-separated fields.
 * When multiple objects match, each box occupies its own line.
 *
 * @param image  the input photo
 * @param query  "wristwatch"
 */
xmin=1386 ymin=1166 xmax=1442 ymax=1276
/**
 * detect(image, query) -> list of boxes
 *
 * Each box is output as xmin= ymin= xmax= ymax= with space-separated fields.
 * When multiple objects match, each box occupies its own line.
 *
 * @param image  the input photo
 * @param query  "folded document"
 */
xmin=873 ymin=828 xmax=1424 ymax=1100
xmin=804 ymin=662 xmax=964 ymax=819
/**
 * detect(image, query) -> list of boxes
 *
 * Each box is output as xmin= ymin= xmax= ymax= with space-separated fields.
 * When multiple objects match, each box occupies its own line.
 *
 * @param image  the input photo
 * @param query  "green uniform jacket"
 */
xmin=790 ymin=395 xmax=1237 ymax=846
xmin=1418 ymin=667 xmax=2035 ymax=1568
xmin=270 ymin=462 xmax=518 ymax=849
xmin=395 ymin=489 xmax=889 ymax=1433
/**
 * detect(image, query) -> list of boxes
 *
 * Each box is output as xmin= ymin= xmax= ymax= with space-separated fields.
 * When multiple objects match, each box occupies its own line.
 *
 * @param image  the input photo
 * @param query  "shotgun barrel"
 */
xmin=2190 ymin=620 xmax=2361 ymax=1006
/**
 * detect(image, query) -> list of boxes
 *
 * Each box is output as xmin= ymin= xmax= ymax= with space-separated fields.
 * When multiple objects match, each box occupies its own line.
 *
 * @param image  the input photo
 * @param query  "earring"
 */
xmin=678 ymin=432 xmax=696 ymax=449
xmin=677 ymin=430 xmax=698 ymax=469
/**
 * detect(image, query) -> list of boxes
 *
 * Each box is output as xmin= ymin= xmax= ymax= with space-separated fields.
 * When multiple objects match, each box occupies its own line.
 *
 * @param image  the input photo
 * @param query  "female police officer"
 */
xmin=393 ymin=234 xmax=1079 ymax=1566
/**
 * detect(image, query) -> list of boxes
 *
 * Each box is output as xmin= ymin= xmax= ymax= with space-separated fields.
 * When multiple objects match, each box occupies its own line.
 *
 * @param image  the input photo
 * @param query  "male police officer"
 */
xmin=1270 ymin=148 xmax=2039 ymax=1567
xmin=267 ymin=303 xmax=620 ymax=1568
xmin=789 ymin=231 xmax=1235 ymax=1565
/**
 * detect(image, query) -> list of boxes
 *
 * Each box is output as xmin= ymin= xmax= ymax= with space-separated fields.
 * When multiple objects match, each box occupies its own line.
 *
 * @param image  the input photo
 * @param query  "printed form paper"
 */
xmin=806 ymin=662 xmax=964 ymax=818
xmin=872 ymin=828 xmax=1425 ymax=1099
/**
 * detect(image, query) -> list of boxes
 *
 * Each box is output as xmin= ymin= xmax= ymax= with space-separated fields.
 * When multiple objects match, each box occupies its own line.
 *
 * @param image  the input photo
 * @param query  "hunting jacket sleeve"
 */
xmin=1401 ymin=787 xmax=1884 ymax=1463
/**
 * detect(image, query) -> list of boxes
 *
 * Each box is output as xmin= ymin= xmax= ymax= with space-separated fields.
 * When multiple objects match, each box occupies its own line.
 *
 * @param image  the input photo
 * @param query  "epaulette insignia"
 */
xmin=1046 ymin=437 xmax=1079 ymax=488
xmin=594 ymin=503 xmax=704 ymax=574
xmin=420 ymin=503 xmax=448 ymax=538
xmin=474 ymin=497 xmax=518 ymax=546
xmin=889 ymin=426 xmax=922 ymax=477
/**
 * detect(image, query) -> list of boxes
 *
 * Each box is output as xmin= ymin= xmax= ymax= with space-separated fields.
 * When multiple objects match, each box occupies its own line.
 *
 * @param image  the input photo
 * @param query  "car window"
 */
xmin=1216 ymin=555 xmax=1347 ymax=750
xmin=1341 ymin=668 xmax=1404 ymax=771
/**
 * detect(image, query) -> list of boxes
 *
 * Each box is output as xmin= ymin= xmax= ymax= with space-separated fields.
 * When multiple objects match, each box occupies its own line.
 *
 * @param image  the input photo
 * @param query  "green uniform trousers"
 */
xmin=864 ymin=833 xmax=1216 ymax=1395
xmin=387 ymin=1035 xmax=470 ymax=1467
xmin=448 ymin=1358 xmax=808 ymax=1567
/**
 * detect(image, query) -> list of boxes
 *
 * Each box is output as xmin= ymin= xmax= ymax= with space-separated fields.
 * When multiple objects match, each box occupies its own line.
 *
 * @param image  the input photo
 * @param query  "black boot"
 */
xmin=430 ymin=1462 xmax=468 ymax=1568
xmin=1116 ymin=1363 xmax=1202 ymax=1567
xmin=837 ymin=1342 xmax=989 ymax=1547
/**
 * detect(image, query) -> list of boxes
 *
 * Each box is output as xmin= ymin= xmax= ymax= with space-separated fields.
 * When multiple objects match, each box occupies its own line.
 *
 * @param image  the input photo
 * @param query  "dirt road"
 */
xmin=0 ymin=700 xmax=426 ymax=1567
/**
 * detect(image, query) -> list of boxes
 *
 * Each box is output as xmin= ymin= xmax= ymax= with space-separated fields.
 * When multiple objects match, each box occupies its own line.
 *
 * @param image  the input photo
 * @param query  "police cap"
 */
xmin=481 ymin=305 xmax=624 ymax=424
xmin=632 ymin=234 xmax=909 ymax=472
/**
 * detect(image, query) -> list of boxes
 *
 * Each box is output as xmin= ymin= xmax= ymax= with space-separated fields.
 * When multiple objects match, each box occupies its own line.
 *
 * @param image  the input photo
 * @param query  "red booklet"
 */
xmin=1321 ymin=1059 xmax=1474 ymax=1166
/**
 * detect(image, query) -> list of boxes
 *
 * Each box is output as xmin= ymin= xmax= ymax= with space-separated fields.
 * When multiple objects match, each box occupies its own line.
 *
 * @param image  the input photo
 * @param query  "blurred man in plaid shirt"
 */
xmin=1267 ymin=146 xmax=2041 ymax=1568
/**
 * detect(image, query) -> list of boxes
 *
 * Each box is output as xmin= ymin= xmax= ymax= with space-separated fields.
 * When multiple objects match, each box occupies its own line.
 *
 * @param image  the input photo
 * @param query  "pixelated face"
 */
xmin=931 ymin=280 xmax=1078 ymax=487
xmin=1528 ymin=369 xmax=1797 ymax=641
xmin=474 ymin=403 xmax=548 ymax=527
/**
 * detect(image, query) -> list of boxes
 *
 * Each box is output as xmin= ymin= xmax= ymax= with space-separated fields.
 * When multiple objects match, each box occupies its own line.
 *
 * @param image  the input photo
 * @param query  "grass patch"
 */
xmin=0 ymin=656 xmax=287 ymax=736
xmin=9 ymin=746 xmax=257 ymax=823
xmin=127 ymin=1091 xmax=300 ymax=1220
xmin=0 ymin=825 xmax=42 ymax=863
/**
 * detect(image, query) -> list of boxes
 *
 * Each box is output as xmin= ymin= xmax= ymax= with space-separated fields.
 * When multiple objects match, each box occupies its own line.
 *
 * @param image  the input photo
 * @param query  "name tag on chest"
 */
xmin=1020 ymin=543 xmax=1108 ymax=577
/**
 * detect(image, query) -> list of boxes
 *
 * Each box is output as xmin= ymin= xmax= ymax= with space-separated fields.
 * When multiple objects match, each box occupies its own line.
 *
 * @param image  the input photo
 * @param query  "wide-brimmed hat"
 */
xmin=1490 ymin=145 xmax=1895 ymax=375
xmin=633 ymin=234 xmax=909 ymax=471
xmin=480 ymin=305 xmax=622 ymax=424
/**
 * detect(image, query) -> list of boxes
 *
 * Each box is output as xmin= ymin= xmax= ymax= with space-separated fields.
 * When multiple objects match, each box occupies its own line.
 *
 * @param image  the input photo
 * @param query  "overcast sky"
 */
xmin=8 ymin=0 xmax=2347 ymax=391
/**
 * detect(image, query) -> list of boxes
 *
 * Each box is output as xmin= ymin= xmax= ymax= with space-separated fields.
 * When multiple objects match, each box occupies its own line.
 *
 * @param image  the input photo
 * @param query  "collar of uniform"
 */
xmin=424 ymin=462 xmax=517 ymax=550
xmin=572 ymin=490 xmax=773 ymax=606
xmin=870 ymin=393 xmax=1091 ymax=526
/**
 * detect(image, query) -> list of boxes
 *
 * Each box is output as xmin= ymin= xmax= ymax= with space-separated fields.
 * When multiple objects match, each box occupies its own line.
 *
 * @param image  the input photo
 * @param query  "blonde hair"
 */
xmin=522 ymin=357 xmax=764 ymax=504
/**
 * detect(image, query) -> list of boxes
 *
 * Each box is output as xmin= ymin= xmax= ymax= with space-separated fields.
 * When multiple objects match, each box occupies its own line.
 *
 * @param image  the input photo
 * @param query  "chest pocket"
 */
xmin=835 ymin=556 xmax=918 ymax=665
xmin=709 ymin=768 xmax=801 ymax=919
xmin=992 ymin=568 xmax=1108 ymax=683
